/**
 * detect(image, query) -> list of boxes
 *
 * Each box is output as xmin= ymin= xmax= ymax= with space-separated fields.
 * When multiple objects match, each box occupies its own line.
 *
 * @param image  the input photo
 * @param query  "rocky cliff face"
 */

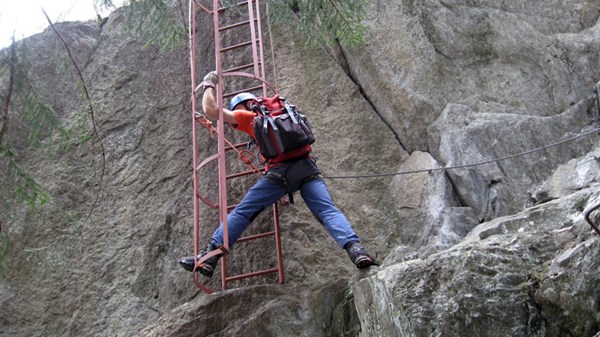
xmin=1 ymin=1 xmax=600 ymax=336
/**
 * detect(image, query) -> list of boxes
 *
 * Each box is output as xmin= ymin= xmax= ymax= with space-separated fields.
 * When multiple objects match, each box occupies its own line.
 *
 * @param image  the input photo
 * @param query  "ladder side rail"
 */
xmin=188 ymin=0 xmax=202 ymax=268
xmin=265 ymin=2 xmax=278 ymax=94
xmin=212 ymin=0 xmax=230 ymax=255
xmin=190 ymin=0 xmax=285 ymax=292
xmin=254 ymin=1 xmax=282 ymax=283
xmin=221 ymin=254 xmax=228 ymax=290
xmin=272 ymin=202 xmax=284 ymax=283
xmin=246 ymin=0 xmax=261 ymax=83
xmin=189 ymin=1 xmax=220 ymax=294
xmin=213 ymin=0 xmax=238 ymax=291
xmin=253 ymin=0 xmax=269 ymax=96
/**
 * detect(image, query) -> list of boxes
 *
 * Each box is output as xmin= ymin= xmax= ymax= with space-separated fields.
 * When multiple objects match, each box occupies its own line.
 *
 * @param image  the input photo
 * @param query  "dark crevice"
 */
xmin=326 ymin=39 xmax=410 ymax=153
xmin=524 ymin=274 xmax=546 ymax=335
xmin=442 ymin=169 xmax=470 ymax=208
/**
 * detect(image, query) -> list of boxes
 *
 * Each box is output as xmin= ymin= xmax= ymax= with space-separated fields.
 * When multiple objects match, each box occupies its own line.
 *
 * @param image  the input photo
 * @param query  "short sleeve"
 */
xmin=231 ymin=110 xmax=256 ymax=137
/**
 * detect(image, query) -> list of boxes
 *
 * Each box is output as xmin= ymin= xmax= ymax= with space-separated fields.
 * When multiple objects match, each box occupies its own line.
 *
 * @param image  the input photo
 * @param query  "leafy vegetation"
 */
xmin=0 ymin=0 xmax=369 ymax=274
xmin=97 ymin=0 xmax=368 ymax=51
xmin=0 ymin=36 xmax=92 ymax=274
xmin=267 ymin=0 xmax=368 ymax=48
xmin=120 ymin=0 xmax=188 ymax=51
xmin=0 ymin=42 xmax=60 ymax=210
xmin=0 ymin=41 xmax=54 ymax=275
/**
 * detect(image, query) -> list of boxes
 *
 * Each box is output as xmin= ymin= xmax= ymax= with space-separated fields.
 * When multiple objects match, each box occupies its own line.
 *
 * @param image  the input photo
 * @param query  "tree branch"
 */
xmin=42 ymin=10 xmax=106 ymax=219
xmin=0 ymin=37 xmax=17 ymax=147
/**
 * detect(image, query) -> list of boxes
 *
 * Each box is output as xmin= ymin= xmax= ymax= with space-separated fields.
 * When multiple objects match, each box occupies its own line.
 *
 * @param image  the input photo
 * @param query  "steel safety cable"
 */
xmin=323 ymin=127 xmax=600 ymax=179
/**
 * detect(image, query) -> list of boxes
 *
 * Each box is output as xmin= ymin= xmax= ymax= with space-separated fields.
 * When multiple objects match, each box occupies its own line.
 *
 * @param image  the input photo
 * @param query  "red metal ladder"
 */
xmin=188 ymin=0 xmax=283 ymax=293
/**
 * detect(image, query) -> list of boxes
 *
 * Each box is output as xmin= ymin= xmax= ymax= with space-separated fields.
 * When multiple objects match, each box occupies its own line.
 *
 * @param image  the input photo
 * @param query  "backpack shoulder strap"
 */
xmin=256 ymin=99 xmax=278 ymax=132
xmin=281 ymin=97 xmax=299 ymax=124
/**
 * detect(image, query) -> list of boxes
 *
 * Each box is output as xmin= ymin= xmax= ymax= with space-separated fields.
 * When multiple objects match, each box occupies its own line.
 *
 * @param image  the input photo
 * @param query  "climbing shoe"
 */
xmin=178 ymin=243 xmax=222 ymax=277
xmin=345 ymin=242 xmax=377 ymax=269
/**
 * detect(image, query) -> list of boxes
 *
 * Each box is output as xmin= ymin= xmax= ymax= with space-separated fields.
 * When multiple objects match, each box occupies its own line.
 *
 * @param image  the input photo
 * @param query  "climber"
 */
xmin=178 ymin=71 xmax=377 ymax=277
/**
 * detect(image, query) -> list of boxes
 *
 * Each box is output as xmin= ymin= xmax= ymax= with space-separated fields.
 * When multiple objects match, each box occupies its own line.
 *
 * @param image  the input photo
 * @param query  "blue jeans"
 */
xmin=210 ymin=166 xmax=360 ymax=249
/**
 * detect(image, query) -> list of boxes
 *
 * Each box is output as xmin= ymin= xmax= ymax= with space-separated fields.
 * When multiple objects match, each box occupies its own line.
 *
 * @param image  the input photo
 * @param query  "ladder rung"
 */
xmin=223 ymin=62 xmax=261 ymax=73
xmin=218 ymin=0 xmax=252 ymax=12
xmin=227 ymin=169 xmax=262 ymax=180
xmin=224 ymin=85 xmax=263 ymax=99
xmin=220 ymin=40 xmax=255 ymax=53
xmin=236 ymin=230 xmax=276 ymax=243
xmin=225 ymin=141 xmax=254 ymax=151
xmin=219 ymin=18 xmax=257 ymax=32
xmin=225 ymin=267 xmax=278 ymax=282
xmin=194 ymin=71 xmax=262 ymax=95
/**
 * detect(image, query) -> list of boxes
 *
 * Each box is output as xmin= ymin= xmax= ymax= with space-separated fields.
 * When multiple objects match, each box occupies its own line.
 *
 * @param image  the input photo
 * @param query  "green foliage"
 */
xmin=0 ymin=232 xmax=10 ymax=278
xmin=95 ymin=0 xmax=115 ymax=11
xmin=266 ymin=0 xmax=368 ymax=48
xmin=5 ymin=48 xmax=83 ymax=150
xmin=116 ymin=0 xmax=367 ymax=52
xmin=121 ymin=0 xmax=188 ymax=51
xmin=0 ymin=40 xmax=88 ymax=272
xmin=220 ymin=0 xmax=368 ymax=48
xmin=0 ymin=146 xmax=51 ymax=211
xmin=20 ymin=91 xmax=61 ymax=148
xmin=0 ymin=144 xmax=51 ymax=276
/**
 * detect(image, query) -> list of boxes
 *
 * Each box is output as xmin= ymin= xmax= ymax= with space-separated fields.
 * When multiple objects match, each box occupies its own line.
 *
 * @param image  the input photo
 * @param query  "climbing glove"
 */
xmin=200 ymin=71 xmax=218 ymax=92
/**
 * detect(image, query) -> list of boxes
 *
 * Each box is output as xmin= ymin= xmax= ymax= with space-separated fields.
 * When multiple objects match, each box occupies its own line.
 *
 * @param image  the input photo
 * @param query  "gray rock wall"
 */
xmin=342 ymin=0 xmax=600 ymax=221
xmin=355 ymin=184 xmax=600 ymax=337
xmin=1 ymin=0 xmax=600 ymax=336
